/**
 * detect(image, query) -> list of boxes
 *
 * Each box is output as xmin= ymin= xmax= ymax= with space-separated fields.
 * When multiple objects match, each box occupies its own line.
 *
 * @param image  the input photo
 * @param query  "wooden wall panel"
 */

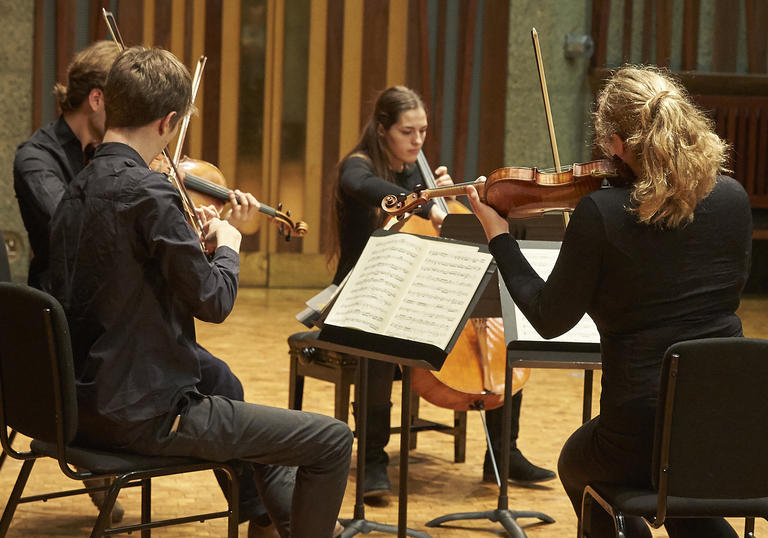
xmin=153 ymin=0 xmax=172 ymax=49
xmin=202 ymin=0 xmax=222 ymax=165
xmin=339 ymin=0 xmax=362 ymax=157
xmin=359 ymin=0 xmax=389 ymax=126
xmin=386 ymin=0 xmax=408 ymax=87
xmin=477 ymin=0 xmax=509 ymax=175
xmin=451 ymin=0 xmax=477 ymax=179
xmin=56 ymin=0 xmax=77 ymax=85
xmin=712 ymin=0 xmax=739 ymax=72
xmin=304 ymin=0 xmax=328 ymax=254
xmin=319 ymin=0 xmax=345 ymax=254
xmin=116 ymin=0 xmax=143 ymax=47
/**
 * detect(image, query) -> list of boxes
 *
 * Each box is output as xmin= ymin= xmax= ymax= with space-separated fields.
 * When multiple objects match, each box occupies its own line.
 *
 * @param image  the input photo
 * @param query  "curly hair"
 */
xmin=594 ymin=65 xmax=729 ymax=228
xmin=53 ymin=41 xmax=120 ymax=113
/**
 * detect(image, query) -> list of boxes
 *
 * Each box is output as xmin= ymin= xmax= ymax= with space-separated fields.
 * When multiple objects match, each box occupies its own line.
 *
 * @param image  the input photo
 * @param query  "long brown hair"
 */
xmin=328 ymin=86 xmax=426 ymax=263
xmin=594 ymin=66 xmax=728 ymax=228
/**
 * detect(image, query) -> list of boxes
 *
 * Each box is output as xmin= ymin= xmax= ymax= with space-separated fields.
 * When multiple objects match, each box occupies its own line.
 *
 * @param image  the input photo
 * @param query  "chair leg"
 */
xmin=744 ymin=517 xmax=756 ymax=538
xmin=0 ymin=429 xmax=17 ymax=471
xmin=0 ymin=458 xmax=35 ymax=535
xmin=453 ymin=410 xmax=467 ymax=463
xmin=288 ymin=355 xmax=304 ymax=411
xmin=142 ymin=478 xmax=151 ymax=538
xmin=335 ymin=370 xmax=352 ymax=423
xmin=90 ymin=478 xmax=123 ymax=538
xmin=227 ymin=466 xmax=240 ymax=538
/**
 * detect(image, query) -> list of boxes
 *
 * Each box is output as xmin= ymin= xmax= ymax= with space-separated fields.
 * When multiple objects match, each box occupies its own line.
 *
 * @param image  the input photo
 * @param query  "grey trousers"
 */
xmin=124 ymin=391 xmax=353 ymax=538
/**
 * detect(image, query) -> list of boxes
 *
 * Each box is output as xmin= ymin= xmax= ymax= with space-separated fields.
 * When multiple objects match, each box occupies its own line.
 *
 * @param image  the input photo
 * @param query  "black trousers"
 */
xmin=125 ymin=392 xmax=353 ymax=538
xmin=558 ymin=415 xmax=737 ymax=538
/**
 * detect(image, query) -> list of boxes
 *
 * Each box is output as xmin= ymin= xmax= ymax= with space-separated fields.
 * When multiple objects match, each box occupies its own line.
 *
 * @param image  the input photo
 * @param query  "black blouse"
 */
xmin=333 ymin=155 xmax=433 ymax=284
xmin=13 ymin=116 xmax=86 ymax=290
xmin=489 ymin=176 xmax=752 ymax=432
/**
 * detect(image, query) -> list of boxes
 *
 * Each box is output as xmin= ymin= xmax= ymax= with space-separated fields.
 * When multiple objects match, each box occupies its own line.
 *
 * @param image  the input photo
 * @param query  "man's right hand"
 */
xmin=202 ymin=217 xmax=242 ymax=253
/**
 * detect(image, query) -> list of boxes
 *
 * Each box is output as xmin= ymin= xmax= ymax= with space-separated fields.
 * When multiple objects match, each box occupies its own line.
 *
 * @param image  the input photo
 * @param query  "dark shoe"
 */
xmin=84 ymin=477 xmax=125 ymax=523
xmin=247 ymin=520 xmax=280 ymax=538
xmin=363 ymin=460 xmax=392 ymax=502
xmin=482 ymin=449 xmax=556 ymax=484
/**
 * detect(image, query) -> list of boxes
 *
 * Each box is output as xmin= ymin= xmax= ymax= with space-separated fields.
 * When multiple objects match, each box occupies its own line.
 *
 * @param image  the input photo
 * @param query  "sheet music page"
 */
xmin=324 ymin=232 xmax=493 ymax=349
xmin=385 ymin=241 xmax=493 ymax=349
xmin=503 ymin=246 xmax=599 ymax=344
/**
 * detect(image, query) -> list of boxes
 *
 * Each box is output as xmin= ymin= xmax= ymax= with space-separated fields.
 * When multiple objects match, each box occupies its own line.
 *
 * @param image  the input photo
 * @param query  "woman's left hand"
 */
xmin=433 ymin=165 xmax=453 ymax=188
xmin=466 ymin=178 xmax=509 ymax=241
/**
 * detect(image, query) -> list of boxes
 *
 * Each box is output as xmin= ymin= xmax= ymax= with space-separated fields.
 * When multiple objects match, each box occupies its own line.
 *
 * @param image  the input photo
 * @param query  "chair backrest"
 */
xmin=653 ymin=337 xmax=768 ymax=500
xmin=0 ymin=283 xmax=78 ymax=445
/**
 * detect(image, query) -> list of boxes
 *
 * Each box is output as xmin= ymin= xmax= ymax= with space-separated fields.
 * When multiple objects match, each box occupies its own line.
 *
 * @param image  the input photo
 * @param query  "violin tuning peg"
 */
xmin=277 ymin=202 xmax=283 ymax=211
xmin=286 ymin=210 xmax=291 ymax=216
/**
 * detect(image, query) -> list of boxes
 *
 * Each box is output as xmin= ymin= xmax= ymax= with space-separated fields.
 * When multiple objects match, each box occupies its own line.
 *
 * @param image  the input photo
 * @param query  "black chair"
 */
xmin=0 ymin=232 xmax=16 ymax=471
xmin=0 ymin=282 xmax=241 ymax=536
xmin=579 ymin=337 xmax=768 ymax=538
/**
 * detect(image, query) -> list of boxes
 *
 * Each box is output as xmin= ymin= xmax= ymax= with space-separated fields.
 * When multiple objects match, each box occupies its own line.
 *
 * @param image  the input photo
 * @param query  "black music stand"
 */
xmin=424 ymin=214 xmax=555 ymax=536
xmin=309 ymin=339 xmax=432 ymax=538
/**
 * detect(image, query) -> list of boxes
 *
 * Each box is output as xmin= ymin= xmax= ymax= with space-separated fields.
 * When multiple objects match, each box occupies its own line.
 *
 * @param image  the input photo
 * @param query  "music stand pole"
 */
xmin=424 ymin=359 xmax=554 ymax=536
xmin=338 ymin=357 xmax=430 ymax=538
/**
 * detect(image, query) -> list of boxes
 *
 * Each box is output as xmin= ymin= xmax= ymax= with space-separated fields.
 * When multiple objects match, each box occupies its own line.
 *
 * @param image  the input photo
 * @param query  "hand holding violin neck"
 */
xmin=381 ymin=181 xmax=482 ymax=216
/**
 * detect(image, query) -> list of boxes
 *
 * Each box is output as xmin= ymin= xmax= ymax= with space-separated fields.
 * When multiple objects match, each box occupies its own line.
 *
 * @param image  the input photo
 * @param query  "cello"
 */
xmin=399 ymin=151 xmax=530 ymax=412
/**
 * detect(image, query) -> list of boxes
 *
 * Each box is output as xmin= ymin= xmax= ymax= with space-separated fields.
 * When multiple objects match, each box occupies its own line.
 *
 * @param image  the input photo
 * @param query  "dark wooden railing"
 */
xmin=590 ymin=0 xmax=768 ymax=237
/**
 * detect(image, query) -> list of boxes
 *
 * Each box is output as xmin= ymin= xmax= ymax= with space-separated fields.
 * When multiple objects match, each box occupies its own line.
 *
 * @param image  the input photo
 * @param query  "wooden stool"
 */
xmin=288 ymin=331 xmax=467 ymax=463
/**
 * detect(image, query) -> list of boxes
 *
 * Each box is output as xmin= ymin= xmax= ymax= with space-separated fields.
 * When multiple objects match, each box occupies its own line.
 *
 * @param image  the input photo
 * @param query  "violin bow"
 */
xmin=172 ymin=56 xmax=207 ymax=165
xmin=103 ymin=8 xmax=209 ymax=252
xmin=531 ymin=27 xmax=570 ymax=227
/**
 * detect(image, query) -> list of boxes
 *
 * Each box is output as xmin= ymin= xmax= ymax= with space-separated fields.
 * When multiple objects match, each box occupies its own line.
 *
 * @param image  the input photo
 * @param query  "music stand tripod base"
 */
xmin=424 ymin=360 xmax=554 ymax=537
xmin=338 ymin=518 xmax=431 ymax=538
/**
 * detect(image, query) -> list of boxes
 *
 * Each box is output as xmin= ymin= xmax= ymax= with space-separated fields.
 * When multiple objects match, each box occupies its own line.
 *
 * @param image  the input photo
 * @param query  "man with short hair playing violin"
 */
xmin=47 ymin=46 xmax=352 ymax=538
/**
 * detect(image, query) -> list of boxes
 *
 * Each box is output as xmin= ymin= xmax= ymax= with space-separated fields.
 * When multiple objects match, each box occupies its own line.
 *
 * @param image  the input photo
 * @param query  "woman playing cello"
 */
xmin=467 ymin=66 xmax=750 ymax=537
xmin=330 ymin=85 xmax=554 ymax=502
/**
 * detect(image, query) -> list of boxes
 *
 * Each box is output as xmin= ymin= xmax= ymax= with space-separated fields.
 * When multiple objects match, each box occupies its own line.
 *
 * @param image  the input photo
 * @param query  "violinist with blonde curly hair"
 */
xmin=468 ymin=66 xmax=751 ymax=538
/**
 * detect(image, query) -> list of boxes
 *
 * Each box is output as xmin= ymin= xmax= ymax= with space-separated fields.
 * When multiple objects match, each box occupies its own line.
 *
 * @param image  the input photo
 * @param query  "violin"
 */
xmin=178 ymin=157 xmax=308 ymax=240
xmin=382 ymin=159 xmax=618 ymax=220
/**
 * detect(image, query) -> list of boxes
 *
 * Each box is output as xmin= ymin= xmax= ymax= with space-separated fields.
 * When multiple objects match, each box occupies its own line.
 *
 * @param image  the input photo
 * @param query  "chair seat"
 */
xmin=591 ymin=482 xmax=768 ymax=519
xmin=30 ymin=440 xmax=205 ymax=475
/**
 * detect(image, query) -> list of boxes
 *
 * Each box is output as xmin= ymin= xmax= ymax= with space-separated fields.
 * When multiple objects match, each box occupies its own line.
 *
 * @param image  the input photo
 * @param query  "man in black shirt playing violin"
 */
xmin=16 ymin=41 xmax=294 ymax=536
xmin=49 ymin=46 xmax=351 ymax=538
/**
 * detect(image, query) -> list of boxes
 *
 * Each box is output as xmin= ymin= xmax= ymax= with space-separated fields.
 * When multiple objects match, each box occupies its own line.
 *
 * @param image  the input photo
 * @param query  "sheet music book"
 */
xmin=295 ymin=284 xmax=340 ymax=328
xmin=499 ymin=240 xmax=600 ymax=346
xmin=319 ymin=229 xmax=496 ymax=369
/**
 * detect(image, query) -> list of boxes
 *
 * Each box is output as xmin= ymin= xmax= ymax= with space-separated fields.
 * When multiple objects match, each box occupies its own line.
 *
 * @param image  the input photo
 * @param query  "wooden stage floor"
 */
xmin=1 ymin=288 xmax=766 ymax=537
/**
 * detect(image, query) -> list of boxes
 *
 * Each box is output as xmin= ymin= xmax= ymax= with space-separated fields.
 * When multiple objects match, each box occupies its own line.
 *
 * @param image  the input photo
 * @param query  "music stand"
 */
xmin=309 ymin=339 xmax=432 ymax=538
xmin=424 ymin=214 xmax=554 ymax=536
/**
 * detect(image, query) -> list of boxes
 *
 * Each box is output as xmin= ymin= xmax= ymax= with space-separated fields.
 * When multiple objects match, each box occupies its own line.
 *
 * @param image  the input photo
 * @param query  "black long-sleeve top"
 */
xmin=333 ymin=155 xmax=433 ymax=284
xmin=13 ymin=116 xmax=88 ymax=291
xmin=49 ymin=142 xmax=239 ymax=446
xmin=489 ymin=176 xmax=752 ymax=432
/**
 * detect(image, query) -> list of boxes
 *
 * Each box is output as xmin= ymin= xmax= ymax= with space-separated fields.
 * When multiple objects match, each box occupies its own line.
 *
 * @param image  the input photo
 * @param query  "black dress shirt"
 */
xmin=14 ymin=116 xmax=86 ymax=291
xmin=489 ymin=176 xmax=752 ymax=433
xmin=333 ymin=156 xmax=433 ymax=284
xmin=49 ymin=142 xmax=239 ymax=446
